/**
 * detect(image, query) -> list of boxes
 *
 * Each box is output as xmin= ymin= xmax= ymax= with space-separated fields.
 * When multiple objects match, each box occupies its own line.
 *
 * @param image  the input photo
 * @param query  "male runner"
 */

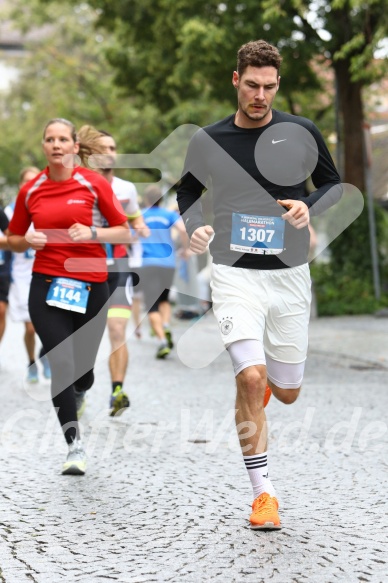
xmin=177 ymin=40 xmax=342 ymax=529
xmin=98 ymin=131 xmax=149 ymax=416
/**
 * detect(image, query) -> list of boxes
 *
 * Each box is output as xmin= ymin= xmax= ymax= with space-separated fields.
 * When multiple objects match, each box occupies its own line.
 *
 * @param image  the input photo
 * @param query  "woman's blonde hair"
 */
xmin=42 ymin=119 xmax=105 ymax=166
xmin=76 ymin=125 xmax=106 ymax=165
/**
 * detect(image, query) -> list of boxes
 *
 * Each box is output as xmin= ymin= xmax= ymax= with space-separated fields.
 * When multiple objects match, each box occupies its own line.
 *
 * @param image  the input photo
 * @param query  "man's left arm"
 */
xmin=302 ymin=123 xmax=343 ymax=216
xmin=277 ymin=199 xmax=310 ymax=229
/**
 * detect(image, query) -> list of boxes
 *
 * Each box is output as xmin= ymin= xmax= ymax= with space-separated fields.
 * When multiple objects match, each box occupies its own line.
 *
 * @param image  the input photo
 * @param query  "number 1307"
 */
xmin=240 ymin=227 xmax=275 ymax=243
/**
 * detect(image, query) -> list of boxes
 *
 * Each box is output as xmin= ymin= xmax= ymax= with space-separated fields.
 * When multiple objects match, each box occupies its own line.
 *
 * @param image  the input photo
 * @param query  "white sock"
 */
xmin=243 ymin=452 xmax=276 ymax=499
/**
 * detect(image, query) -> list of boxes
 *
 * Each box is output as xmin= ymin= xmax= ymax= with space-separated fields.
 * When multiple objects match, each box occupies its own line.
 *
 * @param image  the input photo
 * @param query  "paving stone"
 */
xmin=0 ymin=315 xmax=387 ymax=582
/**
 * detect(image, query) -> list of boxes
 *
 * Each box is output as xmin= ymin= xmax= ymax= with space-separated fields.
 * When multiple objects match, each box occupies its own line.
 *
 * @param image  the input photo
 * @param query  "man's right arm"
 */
xmin=189 ymin=225 xmax=215 ymax=254
xmin=176 ymin=129 xmax=210 ymax=239
xmin=176 ymin=172 xmax=207 ymax=239
xmin=177 ymin=130 xmax=215 ymax=254
xmin=177 ymin=170 xmax=215 ymax=254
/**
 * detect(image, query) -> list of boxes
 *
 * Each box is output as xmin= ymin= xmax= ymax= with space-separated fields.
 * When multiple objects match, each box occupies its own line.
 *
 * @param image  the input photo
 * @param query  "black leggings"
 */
xmin=29 ymin=273 xmax=109 ymax=444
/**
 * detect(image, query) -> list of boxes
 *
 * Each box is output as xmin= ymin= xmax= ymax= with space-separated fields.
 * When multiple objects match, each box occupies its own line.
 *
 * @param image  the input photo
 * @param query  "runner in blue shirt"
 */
xmin=139 ymin=185 xmax=188 ymax=358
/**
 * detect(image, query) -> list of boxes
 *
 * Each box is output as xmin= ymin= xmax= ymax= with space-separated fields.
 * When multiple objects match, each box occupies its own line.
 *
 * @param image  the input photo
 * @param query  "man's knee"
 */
xmin=108 ymin=317 xmax=127 ymax=344
xmin=237 ymin=366 xmax=267 ymax=402
xmin=270 ymin=384 xmax=300 ymax=405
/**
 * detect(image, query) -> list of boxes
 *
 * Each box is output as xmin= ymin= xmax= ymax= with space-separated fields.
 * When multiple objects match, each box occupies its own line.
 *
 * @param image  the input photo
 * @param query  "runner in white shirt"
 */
xmin=98 ymin=131 xmax=149 ymax=415
xmin=5 ymin=167 xmax=51 ymax=382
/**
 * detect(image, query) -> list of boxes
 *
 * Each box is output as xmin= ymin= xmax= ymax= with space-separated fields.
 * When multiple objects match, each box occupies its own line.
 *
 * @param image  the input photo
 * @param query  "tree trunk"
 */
xmin=334 ymin=59 xmax=365 ymax=192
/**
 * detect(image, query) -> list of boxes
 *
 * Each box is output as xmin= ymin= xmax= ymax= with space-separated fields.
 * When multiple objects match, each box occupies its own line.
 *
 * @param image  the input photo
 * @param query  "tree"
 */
xmin=35 ymin=0 xmax=331 ymax=132
xmin=38 ymin=0 xmax=387 ymax=191
xmin=261 ymin=2 xmax=387 ymax=191
xmin=0 ymin=0 xmax=163 ymax=190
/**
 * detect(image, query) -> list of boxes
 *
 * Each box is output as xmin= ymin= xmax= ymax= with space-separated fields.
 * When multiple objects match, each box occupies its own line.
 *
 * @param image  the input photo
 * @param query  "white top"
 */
xmin=111 ymin=176 xmax=140 ymax=218
xmin=5 ymin=202 xmax=35 ymax=280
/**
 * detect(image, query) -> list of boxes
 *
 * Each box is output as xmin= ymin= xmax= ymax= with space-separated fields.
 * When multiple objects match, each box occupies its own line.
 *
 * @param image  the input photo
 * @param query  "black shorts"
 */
xmin=0 ymin=275 xmax=10 ymax=303
xmin=107 ymin=261 xmax=139 ymax=318
xmin=136 ymin=266 xmax=175 ymax=313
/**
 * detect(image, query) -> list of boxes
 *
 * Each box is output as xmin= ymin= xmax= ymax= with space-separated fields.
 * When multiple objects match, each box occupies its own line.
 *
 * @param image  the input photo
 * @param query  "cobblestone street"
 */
xmin=0 ymin=314 xmax=387 ymax=582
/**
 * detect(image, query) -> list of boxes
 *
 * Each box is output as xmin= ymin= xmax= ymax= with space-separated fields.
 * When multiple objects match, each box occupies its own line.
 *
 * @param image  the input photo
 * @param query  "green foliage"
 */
xmin=323 ymin=0 xmax=388 ymax=85
xmin=2 ymin=0 xmax=387 ymax=316
xmin=1 ymin=0 xmax=345 ymax=195
xmin=311 ymin=201 xmax=388 ymax=315
xmin=311 ymin=262 xmax=382 ymax=315
xmin=0 ymin=0 xmax=164 ymax=191
xmin=330 ymin=199 xmax=387 ymax=277
xmin=62 ymin=0 xmax=326 ymax=122
xmin=32 ymin=0 xmax=387 ymax=191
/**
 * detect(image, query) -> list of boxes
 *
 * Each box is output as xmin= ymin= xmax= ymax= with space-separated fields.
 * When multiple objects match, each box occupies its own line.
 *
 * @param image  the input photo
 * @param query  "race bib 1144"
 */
xmin=46 ymin=277 xmax=90 ymax=314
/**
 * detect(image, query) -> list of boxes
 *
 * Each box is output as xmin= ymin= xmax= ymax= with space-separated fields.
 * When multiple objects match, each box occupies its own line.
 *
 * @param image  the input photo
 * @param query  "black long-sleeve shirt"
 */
xmin=177 ymin=110 xmax=341 ymax=270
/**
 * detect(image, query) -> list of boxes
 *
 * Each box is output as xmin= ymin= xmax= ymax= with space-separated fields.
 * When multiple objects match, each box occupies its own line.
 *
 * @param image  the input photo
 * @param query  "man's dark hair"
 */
xmin=237 ymin=40 xmax=282 ymax=77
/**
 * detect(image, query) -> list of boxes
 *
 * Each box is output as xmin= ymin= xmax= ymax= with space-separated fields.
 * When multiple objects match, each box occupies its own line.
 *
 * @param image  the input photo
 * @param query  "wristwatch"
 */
xmin=90 ymin=225 xmax=98 ymax=240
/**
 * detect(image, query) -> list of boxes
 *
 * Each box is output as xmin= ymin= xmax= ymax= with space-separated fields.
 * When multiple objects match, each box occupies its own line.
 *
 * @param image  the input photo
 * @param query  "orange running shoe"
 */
xmin=250 ymin=492 xmax=281 ymax=530
xmin=264 ymin=385 xmax=272 ymax=408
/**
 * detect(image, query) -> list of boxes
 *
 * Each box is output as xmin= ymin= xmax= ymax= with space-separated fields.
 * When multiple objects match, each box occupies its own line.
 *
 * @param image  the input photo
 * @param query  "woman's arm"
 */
xmin=7 ymin=232 xmax=27 ymax=252
xmin=68 ymin=221 xmax=131 ymax=244
xmin=8 ymin=230 xmax=47 ymax=252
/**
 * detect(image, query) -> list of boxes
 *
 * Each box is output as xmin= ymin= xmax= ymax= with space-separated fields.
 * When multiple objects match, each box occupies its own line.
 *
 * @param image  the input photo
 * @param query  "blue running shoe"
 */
xmin=41 ymin=354 xmax=51 ymax=380
xmin=27 ymin=362 xmax=39 ymax=383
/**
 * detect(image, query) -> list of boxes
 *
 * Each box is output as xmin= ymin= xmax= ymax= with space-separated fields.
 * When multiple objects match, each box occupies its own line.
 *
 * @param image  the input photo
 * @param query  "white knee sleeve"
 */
xmin=227 ymin=339 xmax=266 ymax=377
xmin=227 ymin=340 xmax=305 ymax=388
xmin=266 ymin=355 xmax=305 ymax=389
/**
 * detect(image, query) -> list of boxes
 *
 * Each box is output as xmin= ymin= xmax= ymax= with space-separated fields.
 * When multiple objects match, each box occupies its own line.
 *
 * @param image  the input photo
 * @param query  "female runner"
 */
xmin=8 ymin=119 xmax=130 ymax=475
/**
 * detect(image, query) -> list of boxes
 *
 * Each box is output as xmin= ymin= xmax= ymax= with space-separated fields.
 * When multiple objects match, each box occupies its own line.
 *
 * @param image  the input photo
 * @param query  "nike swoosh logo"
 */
xmin=272 ymin=139 xmax=287 ymax=144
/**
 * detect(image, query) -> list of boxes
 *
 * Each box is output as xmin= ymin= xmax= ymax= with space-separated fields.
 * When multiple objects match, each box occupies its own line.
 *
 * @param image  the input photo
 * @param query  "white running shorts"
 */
xmin=8 ymin=277 xmax=31 ymax=322
xmin=210 ymin=262 xmax=311 ymax=364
